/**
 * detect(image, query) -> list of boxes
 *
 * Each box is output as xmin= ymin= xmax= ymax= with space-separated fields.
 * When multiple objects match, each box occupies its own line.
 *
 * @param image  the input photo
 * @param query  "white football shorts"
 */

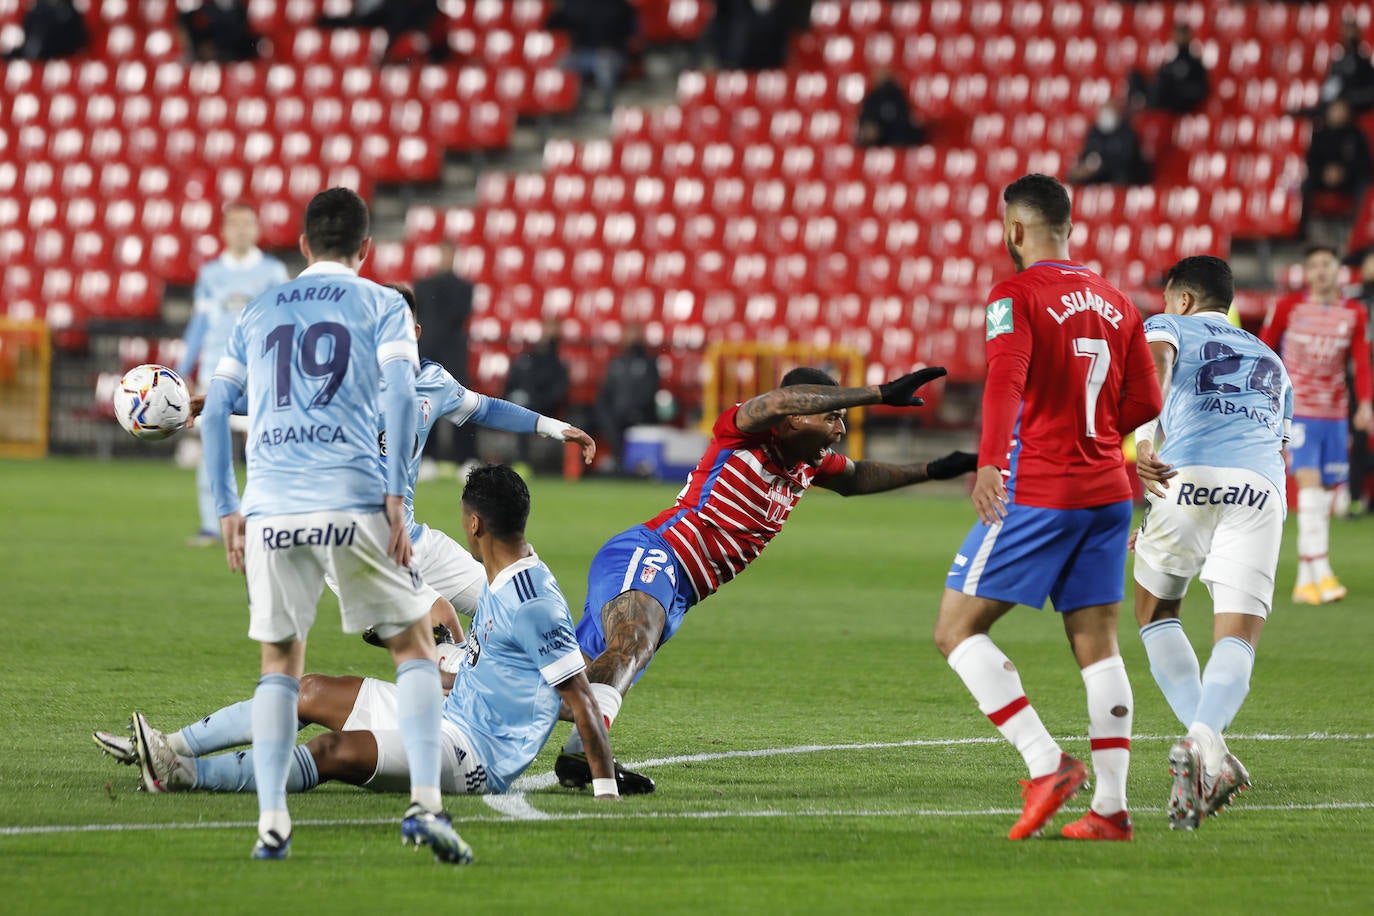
xmin=245 ymin=510 xmax=432 ymax=642
xmin=1133 ymin=466 xmax=1284 ymax=618
xmin=412 ymin=524 xmax=486 ymax=616
xmin=343 ymin=676 xmax=490 ymax=795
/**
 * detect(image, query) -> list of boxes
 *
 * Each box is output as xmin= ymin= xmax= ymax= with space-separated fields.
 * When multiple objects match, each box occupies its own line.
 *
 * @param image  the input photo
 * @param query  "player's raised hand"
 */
xmin=878 ymin=367 xmax=948 ymax=407
xmin=185 ymin=395 xmax=207 ymax=429
xmin=562 ymin=425 xmax=596 ymax=465
xmin=384 ymin=494 xmax=413 ymax=569
xmin=1135 ymin=440 xmax=1176 ymax=498
xmin=970 ymin=465 xmax=1010 ymax=525
xmin=220 ymin=511 xmax=246 ymax=573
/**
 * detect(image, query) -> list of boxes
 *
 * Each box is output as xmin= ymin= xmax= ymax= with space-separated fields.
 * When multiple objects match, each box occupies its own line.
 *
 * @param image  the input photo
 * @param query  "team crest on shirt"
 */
xmin=986 ymin=298 xmax=1013 ymax=340
xmin=639 ymin=564 xmax=658 ymax=584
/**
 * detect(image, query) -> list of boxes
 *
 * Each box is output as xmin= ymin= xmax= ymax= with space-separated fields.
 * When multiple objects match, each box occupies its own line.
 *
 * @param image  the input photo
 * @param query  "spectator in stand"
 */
xmin=1344 ymin=246 xmax=1374 ymax=514
xmin=505 ymin=319 xmax=571 ymax=472
xmin=547 ymin=0 xmax=638 ymax=114
xmin=2 ymin=0 xmax=87 ymax=61
xmin=1129 ymin=22 xmax=1209 ymax=115
xmin=413 ymin=242 xmax=476 ymax=472
xmin=856 ymin=68 xmax=926 ymax=148
xmin=317 ymin=0 xmax=448 ymax=64
xmin=177 ymin=1 xmax=261 ymax=63
xmin=1067 ymin=102 xmax=1151 ymax=187
xmin=1323 ymin=19 xmax=1374 ymax=115
xmin=714 ymin=0 xmax=798 ymax=72
xmin=594 ymin=325 xmax=659 ymax=474
xmin=1302 ymin=99 xmax=1373 ymax=250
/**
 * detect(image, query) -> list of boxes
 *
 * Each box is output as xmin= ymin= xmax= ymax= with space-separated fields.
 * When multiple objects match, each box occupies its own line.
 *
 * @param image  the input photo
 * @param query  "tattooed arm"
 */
xmin=735 ymin=384 xmax=881 ymax=434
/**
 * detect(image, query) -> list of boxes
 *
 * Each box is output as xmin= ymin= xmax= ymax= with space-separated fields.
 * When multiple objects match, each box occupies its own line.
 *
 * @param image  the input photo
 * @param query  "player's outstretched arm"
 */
xmin=736 ymin=367 xmax=947 ymax=433
xmin=820 ymin=450 xmax=977 ymax=496
xmin=556 ymin=673 xmax=620 ymax=801
xmin=202 ymin=377 xmax=245 ymax=572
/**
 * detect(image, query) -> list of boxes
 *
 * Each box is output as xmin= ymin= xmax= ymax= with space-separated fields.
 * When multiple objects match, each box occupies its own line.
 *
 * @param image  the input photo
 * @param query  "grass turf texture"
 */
xmin=2 ymin=457 xmax=1372 ymax=914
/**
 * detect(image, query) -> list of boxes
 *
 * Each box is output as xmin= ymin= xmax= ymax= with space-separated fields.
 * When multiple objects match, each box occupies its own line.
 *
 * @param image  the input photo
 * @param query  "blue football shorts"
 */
xmin=1286 ymin=416 xmax=1348 ymax=486
xmin=944 ymin=500 xmax=1133 ymax=612
xmin=576 ymin=526 xmax=696 ymax=676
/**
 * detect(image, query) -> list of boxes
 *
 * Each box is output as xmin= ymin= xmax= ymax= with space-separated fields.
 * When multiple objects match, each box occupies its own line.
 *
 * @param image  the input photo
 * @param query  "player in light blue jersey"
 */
xmin=187 ymin=188 xmax=469 ymax=864
xmin=1131 ymin=256 xmax=1294 ymax=831
xmin=119 ymin=465 xmax=622 ymax=806
xmin=177 ymin=203 xmax=290 ymax=547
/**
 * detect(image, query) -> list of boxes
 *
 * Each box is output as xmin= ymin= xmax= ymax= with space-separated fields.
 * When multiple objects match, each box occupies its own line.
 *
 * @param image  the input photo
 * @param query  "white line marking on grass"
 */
xmin=5 ymin=802 xmax=1373 ymax=837
xmin=8 ymin=733 xmax=1373 ymax=837
xmin=483 ymin=733 xmax=1374 ymax=820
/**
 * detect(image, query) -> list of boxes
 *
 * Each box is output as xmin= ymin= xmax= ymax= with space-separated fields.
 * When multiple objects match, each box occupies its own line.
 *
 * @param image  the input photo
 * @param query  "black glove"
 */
xmin=878 ymin=367 xmax=948 ymax=407
xmin=927 ymin=450 xmax=978 ymax=480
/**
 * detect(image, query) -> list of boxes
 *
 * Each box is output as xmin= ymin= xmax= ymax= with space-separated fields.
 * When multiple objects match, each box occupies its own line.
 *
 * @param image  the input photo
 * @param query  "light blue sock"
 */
xmin=395 ymin=658 xmax=443 ymax=811
xmin=250 ymin=674 xmax=299 ymax=815
xmin=195 ymin=456 xmax=217 ymax=535
xmin=1140 ymin=618 xmax=1202 ymax=728
xmin=179 ymin=699 xmax=307 ymax=756
xmin=1193 ymin=636 xmax=1256 ymax=734
xmin=179 ymin=700 xmax=255 ymax=757
xmin=195 ymin=745 xmax=320 ymax=794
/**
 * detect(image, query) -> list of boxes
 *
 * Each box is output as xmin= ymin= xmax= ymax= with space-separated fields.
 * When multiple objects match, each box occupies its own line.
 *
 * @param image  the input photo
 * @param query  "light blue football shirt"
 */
xmin=180 ymin=250 xmax=290 ymax=385
xmin=443 ymin=553 xmax=584 ymax=793
xmin=1145 ymin=311 xmax=1294 ymax=495
xmin=213 ymin=262 xmax=419 ymax=518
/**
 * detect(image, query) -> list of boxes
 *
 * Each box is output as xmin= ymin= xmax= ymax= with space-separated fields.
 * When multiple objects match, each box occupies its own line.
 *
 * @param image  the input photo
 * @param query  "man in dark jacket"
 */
xmin=4 ymin=0 xmax=87 ymax=60
xmin=595 ymin=325 xmax=660 ymax=472
xmin=415 ymin=242 xmax=475 ymax=465
xmin=856 ymin=69 xmax=925 ymax=148
xmin=1303 ymin=99 xmax=1373 ymax=248
xmin=1324 ymin=19 xmax=1374 ymax=114
xmin=1068 ymin=102 xmax=1151 ymax=186
xmin=1131 ymin=22 xmax=1209 ymax=115
xmin=506 ymin=319 xmax=571 ymax=470
xmin=548 ymin=0 xmax=638 ymax=113
xmin=178 ymin=1 xmax=261 ymax=62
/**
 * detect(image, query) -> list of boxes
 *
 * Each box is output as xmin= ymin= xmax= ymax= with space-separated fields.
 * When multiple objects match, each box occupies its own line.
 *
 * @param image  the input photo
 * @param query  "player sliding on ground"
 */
xmin=933 ymin=174 xmax=1163 ymax=842
xmin=1133 ymin=256 xmax=1293 ymax=829
xmin=553 ymin=365 xmax=978 ymax=793
xmin=100 ymin=466 xmax=621 ymax=811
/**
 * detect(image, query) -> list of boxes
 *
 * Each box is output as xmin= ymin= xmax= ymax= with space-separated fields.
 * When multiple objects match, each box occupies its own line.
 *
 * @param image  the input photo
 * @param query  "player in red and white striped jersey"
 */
xmin=1260 ymin=244 xmax=1373 ymax=604
xmin=551 ymin=366 xmax=978 ymax=792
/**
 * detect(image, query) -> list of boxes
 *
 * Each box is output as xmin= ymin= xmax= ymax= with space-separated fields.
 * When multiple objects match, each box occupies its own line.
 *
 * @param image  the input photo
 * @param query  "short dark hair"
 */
xmin=383 ymin=282 xmax=416 ymax=318
xmin=304 ymin=187 xmax=369 ymax=258
xmin=779 ymin=367 xmax=838 ymax=387
xmin=1303 ymin=243 xmax=1340 ymax=262
xmin=1165 ymin=256 xmax=1233 ymax=313
xmin=461 ymin=464 xmax=530 ymax=539
xmin=1003 ymin=173 xmax=1072 ymax=230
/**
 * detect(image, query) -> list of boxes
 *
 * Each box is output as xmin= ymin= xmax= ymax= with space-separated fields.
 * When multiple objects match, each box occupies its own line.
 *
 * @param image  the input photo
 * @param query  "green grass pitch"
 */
xmin=2 ymin=457 xmax=1372 ymax=914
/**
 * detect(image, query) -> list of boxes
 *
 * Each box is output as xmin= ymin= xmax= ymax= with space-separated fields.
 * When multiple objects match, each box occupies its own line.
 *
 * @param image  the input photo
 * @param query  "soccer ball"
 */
xmin=113 ymin=364 xmax=191 ymax=441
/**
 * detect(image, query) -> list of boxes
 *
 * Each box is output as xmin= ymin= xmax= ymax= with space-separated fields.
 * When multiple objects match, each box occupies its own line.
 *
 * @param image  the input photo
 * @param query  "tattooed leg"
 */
xmin=585 ymin=590 xmax=669 ymax=694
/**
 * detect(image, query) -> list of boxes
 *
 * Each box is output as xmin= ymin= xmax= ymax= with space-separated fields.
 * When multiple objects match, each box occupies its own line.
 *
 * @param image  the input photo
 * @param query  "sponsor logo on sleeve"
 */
xmin=986 ymin=298 xmax=1013 ymax=340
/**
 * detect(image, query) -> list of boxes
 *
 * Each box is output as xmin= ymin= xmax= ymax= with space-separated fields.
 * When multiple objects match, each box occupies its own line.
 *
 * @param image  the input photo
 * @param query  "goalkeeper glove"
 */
xmin=878 ymin=367 xmax=948 ymax=407
xmin=927 ymin=450 xmax=978 ymax=480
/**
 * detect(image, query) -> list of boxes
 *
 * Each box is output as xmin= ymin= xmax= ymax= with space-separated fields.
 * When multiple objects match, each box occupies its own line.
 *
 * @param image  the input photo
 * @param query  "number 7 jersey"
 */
xmin=1145 ymin=311 xmax=1294 ymax=496
xmin=215 ymin=261 xmax=419 ymax=518
xmin=978 ymin=261 xmax=1162 ymax=509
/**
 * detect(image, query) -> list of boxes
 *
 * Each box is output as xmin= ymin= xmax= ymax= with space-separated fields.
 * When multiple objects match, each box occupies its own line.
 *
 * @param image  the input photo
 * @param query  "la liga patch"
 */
xmin=986 ymin=297 xmax=1013 ymax=340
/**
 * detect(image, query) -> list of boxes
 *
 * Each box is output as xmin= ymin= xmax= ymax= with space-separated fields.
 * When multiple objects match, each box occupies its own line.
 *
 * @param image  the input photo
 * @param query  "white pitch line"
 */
xmin=6 ymin=733 xmax=1372 ymax=838
xmin=4 ymin=802 xmax=1373 ymax=837
xmin=484 ymin=732 xmax=1374 ymax=820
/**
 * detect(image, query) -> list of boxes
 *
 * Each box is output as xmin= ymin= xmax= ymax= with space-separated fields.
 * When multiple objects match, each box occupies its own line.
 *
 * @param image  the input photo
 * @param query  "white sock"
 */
xmin=1297 ymin=488 xmax=1333 ymax=585
xmin=1186 ymin=722 xmax=1227 ymax=778
xmin=948 ymin=635 xmax=1062 ymax=779
xmin=564 ymin=683 xmax=624 ymax=755
xmin=1081 ymin=655 xmax=1132 ymax=816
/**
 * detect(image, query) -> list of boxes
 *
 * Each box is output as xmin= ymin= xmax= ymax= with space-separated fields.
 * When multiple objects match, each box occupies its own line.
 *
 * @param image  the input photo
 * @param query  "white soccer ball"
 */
xmin=113 ymin=364 xmax=191 ymax=441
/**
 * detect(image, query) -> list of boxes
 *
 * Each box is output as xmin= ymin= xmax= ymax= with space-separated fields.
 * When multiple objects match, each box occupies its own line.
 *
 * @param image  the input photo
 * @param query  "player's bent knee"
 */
xmin=308 ymin=730 xmax=377 ymax=786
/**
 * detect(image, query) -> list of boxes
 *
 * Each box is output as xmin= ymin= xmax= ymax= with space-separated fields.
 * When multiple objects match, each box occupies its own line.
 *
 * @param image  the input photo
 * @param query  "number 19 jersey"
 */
xmin=1145 ymin=311 xmax=1294 ymax=496
xmin=978 ymin=261 xmax=1161 ymax=509
xmin=215 ymin=261 xmax=419 ymax=518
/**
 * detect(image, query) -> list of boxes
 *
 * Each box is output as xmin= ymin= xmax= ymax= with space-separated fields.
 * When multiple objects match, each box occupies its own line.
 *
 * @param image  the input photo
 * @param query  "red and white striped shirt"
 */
xmin=644 ymin=404 xmax=851 ymax=602
xmin=1260 ymin=293 xmax=1372 ymax=420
